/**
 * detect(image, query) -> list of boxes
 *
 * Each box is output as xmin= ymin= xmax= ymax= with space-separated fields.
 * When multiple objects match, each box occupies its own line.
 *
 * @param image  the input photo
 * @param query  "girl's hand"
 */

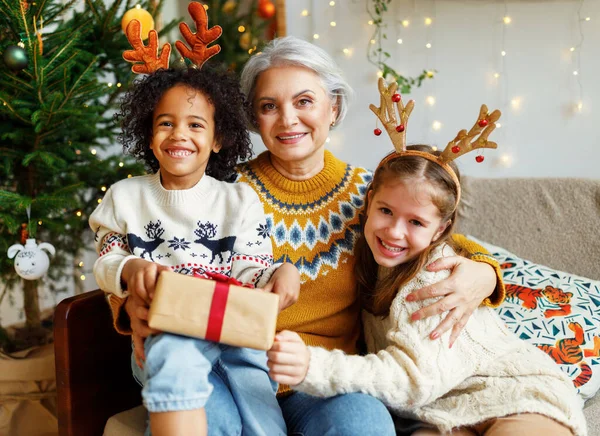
xmin=406 ymin=256 xmax=496 ymax=347
xmin=262 ymin=263 xmax=300 ymax=312
xmin=267 ymin=330 xmax=310 ymax=386
xmin=121 ymin=259 xmax=166 ymax=368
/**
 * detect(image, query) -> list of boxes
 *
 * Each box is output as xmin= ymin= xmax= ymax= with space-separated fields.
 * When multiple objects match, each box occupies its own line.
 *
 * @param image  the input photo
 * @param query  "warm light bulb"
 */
xmin=577 ymin=102 xmax=583 ymax=111
xmin=370 ymin=39 xmax=376 ymax=44
xmin=432 ymin=121 xmax=442 ymax=130
xmin=119 ymin=161 xmax=124 ymax=167
xmin=426 ymin=71 xmax=434 ymax=78
xmin=313 ymin=34 xmax=319 ymax=39
xmin=426 ymin=96 xmax=435 ymax=106
xmin=301 ymin=9 xmax=308 ymax=16
xmin=238 ymin=25 xmax=245 ymax=32
xmin=500 ymin=154 xmax=513 ymax=166
xmin=78 ymin=261 xmax=84 ymax=267
xmin=570 ymin=47 xmax=575 ymax=52
xmin=376 ymin=70 xmax=383 ymax=78
xmin=38 ymin=220 xmax=42 ymax=225
xmin=101 ymin=186 xmax=107 ymax=191
xmin=495 ymin=123 xmax=502 ymax=128
xmin=432 ymin=146 xmax=438 ymax=152
xmin=91 ymin=149 xmax=97 ymax=155
xmin=494 ymin=73 xmax=500 ymax=78
xmin=503 ymin=16 xmax=511 ymax=24
xmin=402 ymin=20 xmax=410 ymax=27
xmin=80 ymin=275 xmax=86 ymax=281
xmin=573 ymin=70 xmax=579 ymax=75
xmin=501 ymin=50 xmax=506 ymax=56
xmin=329 ymin=1 xmax=335 ymax=5
xmin=511 ymin=98 xmax=521 ymax=109
xmin=76 ymin=211 xmax=82 ymax=217
xmin=585 ymin=17 xmax=591 ymax=21
xmin=425 ymin=17 xmax=432 ymax=25
xmin=97 ymin=198 xmax=102 ymax=204
xmin=117 ymin=83 xmax=122 ymax=88
xmin=127 ymin=174 xmax=133 ymax=178
xmin=202 ymin=4 xmax=208 ymax=10
xmin=425 ymin=43 xmax=432 ymax=49
xmin=343 ymin=48 xmax=352 ymax=56
xmin=135 ymin=4 xmax=141 ymax=9
xmin=368 ymin=20 xmax=373 ymax=25
xmin=330 ymin=21 xmax=336 ymax=27
xmin=397 ymin=38 xmax=403 ymax=44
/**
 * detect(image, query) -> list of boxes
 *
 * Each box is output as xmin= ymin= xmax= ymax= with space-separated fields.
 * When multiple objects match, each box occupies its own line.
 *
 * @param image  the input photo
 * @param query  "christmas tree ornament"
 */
xmin=121 ymin=5 xmax=154 ymax=40
xmin=7 ymin=238 xmax=55 ymax=280
xmin=374 ymin=128 xmax=382 ymax=136
xmin=476 ymin=155 xmax=485 ymax=163
xmin=257 ymin=1 xmax=276 ymax=19
xmin=239 ymin=31 xmax=251 ymax=50
xmin=222 ymin=0 xmax=237 ymax=14
xmin=3 ymin=45 xmax=28 ymax=71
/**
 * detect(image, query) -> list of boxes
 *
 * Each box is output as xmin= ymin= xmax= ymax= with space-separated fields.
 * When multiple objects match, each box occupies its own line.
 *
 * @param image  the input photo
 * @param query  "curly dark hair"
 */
xmin=116 ymin=67 xmax=253 ymax=182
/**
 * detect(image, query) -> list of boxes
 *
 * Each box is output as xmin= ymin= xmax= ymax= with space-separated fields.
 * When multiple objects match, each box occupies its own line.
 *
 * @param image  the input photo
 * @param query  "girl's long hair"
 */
xmin=355 ymin=145 xmax=463 ymax=317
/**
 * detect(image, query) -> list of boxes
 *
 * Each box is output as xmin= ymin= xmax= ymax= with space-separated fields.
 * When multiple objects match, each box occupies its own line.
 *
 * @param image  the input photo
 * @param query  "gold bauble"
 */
xmin=121 ymin=6 xmax=154 ymax=40
xmin=222 ymin=0 xmax=237 ymax=14
xmin=239 ymin=32 xmax=251 ymax=50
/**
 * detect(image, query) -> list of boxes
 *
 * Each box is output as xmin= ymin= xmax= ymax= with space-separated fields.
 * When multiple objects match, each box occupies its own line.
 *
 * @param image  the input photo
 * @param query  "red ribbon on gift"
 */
xmin=192 ymin=269 xmax=254 ymax=342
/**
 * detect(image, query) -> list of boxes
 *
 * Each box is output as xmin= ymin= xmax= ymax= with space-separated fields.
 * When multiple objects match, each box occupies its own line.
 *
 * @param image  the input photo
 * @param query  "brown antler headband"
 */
xmin=371 ymin=77 xmax=501 ymax=206
xmin=123 ymin=2 xmax=223 ymax=74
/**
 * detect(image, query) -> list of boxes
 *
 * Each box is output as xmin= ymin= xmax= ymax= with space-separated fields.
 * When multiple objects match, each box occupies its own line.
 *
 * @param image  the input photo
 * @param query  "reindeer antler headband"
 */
xmin=370 ymin=78 xmax=501 ymax=205
xmin=123 ymin=2 xmax=222 ymax=74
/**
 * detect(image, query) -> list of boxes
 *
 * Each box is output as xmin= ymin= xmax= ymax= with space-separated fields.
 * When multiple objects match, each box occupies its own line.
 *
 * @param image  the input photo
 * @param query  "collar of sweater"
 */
xmin=147 ymin=171 xmax=214 ymax=206
xmin=249 ymin=150 xmax=349 ymax=199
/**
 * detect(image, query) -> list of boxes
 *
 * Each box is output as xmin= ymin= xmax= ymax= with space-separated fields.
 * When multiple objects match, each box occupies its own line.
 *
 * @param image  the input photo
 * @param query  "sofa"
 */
xmin=54 ymin=176 xmax=600 ymax=436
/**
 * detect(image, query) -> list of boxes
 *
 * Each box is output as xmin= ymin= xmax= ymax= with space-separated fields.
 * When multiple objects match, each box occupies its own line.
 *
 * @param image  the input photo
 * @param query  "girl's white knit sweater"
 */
xmin=296 ymin=244 xmax=586 ymax=435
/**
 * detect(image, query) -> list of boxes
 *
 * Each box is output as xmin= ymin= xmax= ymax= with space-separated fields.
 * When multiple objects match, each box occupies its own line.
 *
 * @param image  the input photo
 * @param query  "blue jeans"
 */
xmin=278 ymin=391 xmax=396 ymax=436
xmin=132 ymin=333 xmax=286 ymax=436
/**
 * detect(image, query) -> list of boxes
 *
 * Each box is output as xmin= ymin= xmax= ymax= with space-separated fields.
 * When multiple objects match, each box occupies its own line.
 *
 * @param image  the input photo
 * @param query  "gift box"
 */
xmin=148 ymin=271 xmax=279 ymax=350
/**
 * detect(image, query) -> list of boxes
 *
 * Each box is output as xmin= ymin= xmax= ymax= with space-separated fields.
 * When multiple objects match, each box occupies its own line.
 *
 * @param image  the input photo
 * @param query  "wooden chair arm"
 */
xmin=54 ymin=290 xmax=141 ymax=436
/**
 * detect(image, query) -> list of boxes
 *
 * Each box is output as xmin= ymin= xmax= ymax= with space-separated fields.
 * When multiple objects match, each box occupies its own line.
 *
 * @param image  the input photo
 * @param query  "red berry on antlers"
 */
xmin=396 ymin=124 xmax=405 ymax=133
xmin=392 ymin=93 xmax=401 ymax=103
xmin=478 ymin=119 xmax=489 ymax=127
xmin=476 ymin=155 xmax=485 ymax=163
xmin=374 ymin=128 xmax=382 ymax=136
xmin=451 ymin=146 xmax=460 ymax=154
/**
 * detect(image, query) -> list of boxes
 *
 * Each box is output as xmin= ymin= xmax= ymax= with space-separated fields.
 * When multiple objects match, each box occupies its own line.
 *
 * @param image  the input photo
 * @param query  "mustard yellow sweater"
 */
xmin=108 ymin=151 xmax=504 ymax=387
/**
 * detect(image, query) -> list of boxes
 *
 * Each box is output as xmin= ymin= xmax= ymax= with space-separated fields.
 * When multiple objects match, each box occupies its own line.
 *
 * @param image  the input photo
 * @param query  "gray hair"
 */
xmin=240 ymin=36 xmax=353 ymax=132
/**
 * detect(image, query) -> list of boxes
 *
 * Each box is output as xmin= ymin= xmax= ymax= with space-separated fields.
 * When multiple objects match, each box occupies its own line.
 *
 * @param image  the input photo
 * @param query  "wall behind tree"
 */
xmin=250 ymin=0 xmax=598 ymax=178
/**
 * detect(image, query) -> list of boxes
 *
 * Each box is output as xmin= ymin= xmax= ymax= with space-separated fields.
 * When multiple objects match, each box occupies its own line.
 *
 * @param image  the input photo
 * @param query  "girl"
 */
xmin=267 ymin=144 xmax=586 ymax=435
xmin=89 ymin=67 xmax=297 ymax=436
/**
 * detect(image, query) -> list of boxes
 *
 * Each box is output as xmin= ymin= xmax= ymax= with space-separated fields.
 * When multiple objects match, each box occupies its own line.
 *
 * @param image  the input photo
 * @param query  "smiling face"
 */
xmin=253 ymin=66 xmax=338 ymax=174
xmin=364 ymin=180 xmax=450 ymax=268
xmin=150 ymin=84 xmax=221 ymax=190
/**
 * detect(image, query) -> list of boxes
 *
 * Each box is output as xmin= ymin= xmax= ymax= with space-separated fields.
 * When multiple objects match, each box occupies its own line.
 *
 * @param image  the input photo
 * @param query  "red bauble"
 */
xmin=258 ymin=1 xmax=276 ymax=19
xmin=476 ymin=155 xmax=485 ymax=163
xmin=391 ymin=93 xmax=401 ymax=103
xmin=396 ymin=124 xmax=405 ymax=133
xmin=374 ymin=128 xmax=382 ymax=136
xmin=478 ymin=119 xmax=489 ymax=127
xmin=451 ymin=146 xmax=460 ymax=154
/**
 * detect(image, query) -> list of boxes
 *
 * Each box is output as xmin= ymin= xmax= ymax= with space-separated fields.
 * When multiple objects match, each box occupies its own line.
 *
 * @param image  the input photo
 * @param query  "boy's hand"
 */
xmin=262 ymin=263 xmax=300 ymax=312
xmin=267 ymin=330 xmax=310 ymax=386
xmin=121 ymin=258 xmax=168 ymax=368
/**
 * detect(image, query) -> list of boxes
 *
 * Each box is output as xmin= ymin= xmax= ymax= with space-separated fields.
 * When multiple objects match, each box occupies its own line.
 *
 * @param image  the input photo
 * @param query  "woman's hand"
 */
xmin=406 ymin=256 xmax=496 ymax=346
xmin=267 ymin=330 xmax=310 ymax=386
xmin=121 ymin=259 xmax=166 ymax=368
xmin=262 ymin=262 xmax=300 ymax=312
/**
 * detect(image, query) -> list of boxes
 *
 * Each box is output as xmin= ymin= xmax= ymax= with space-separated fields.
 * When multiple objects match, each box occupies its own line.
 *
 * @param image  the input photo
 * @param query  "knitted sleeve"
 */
xmin=451 ymin=233 xmax=505 ymax=307
xmin=229 ymin=185 xmax=279 ymax=288
xmin=295 ymin=267 xmax=494 ymax=409
xmin=89 ymin=187 xmax=137 ymax=298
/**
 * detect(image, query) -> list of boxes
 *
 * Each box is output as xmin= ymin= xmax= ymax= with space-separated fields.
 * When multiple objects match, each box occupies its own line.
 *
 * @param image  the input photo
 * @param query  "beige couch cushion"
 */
xmin=457 ymin=177 xmax=600 ymax=281
xmin=104 ymin=405 xmax=145 ymax=436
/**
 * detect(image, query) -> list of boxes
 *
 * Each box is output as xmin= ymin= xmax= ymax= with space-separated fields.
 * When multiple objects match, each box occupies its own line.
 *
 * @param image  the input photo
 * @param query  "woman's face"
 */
xmin=253 ymin=66 xmax=338 ymax=170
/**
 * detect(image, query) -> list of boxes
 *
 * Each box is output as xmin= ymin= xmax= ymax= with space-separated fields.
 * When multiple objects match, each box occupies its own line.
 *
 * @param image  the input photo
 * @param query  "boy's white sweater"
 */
xmin=296 ymin=244 xmax=586 ymax=435
xmin=89 ymin=172 xmax=277 ymax=297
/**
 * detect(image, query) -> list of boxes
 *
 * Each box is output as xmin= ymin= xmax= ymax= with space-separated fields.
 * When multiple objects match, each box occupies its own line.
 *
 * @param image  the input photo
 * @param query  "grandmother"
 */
xmin=124 ymin=36 xmax=504 ymax=435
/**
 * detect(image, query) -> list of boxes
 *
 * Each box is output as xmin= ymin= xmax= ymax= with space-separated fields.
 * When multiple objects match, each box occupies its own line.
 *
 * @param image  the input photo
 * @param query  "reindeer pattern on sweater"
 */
xmin=89 ymin=172 xmax=277 ymax=297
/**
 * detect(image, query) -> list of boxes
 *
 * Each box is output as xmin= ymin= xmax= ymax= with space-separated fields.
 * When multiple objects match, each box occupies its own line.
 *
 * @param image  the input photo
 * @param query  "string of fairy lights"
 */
xmin=296 ymin=0 xmax=592 ymax=170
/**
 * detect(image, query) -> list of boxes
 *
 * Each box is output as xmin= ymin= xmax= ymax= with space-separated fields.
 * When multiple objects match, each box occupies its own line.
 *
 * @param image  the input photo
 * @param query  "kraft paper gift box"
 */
xmin=148 ymin=271 xmax=279 ymax=350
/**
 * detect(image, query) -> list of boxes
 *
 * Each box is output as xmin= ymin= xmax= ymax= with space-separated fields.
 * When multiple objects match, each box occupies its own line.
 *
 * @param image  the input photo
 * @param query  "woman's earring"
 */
xmin=330 ymin=121 xmax=335 ymax=128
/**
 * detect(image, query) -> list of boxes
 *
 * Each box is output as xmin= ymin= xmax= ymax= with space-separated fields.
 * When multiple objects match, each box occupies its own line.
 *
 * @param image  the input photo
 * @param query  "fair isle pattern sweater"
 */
xmin=89 ymin=172 xmax=277 ymax=301
xmin=236 ymin=151 xmax=505 ymax=357
xmin=296 ymin=244 xmax=586 ymax=436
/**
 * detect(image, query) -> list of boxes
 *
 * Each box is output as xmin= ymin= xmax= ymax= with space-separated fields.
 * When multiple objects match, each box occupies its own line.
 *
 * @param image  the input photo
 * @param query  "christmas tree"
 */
xmin=0 ymin=0 xmax=179 ymax=352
